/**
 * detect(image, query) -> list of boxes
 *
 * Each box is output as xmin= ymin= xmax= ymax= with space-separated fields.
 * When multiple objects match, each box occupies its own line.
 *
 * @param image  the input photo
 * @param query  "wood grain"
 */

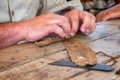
xmin=0 ymin=20 xmax=120 ymax=80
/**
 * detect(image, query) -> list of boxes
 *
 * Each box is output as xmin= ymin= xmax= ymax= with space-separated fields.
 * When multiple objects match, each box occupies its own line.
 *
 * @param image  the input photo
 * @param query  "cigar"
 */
xmin=35 ymin=36 xmax=72 ymax=47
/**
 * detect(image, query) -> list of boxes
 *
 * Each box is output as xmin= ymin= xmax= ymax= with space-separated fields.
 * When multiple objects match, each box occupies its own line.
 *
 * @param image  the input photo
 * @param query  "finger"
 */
xmin=80 ymin=13 xmax=92 ymax=35
xmin=65 ymin=11 xmax=79 ymax=36
xmin=88 ymin=21 xmax=96 ymax=34
xmin=56 ymin=16 xmax=71 ymax=38
xmin=88 ymin=15 xmax=96 ymax=34
xmin=96 ymin=14 xmax=101 ymax=22
xmin=96 ymin=10 xmax=108 ymax=22
xmin=96 ymin=10 xmax=109 ymax=22
xmin=50 ymin=24 xmax=66 ymax=38
xmin=91 ymin=22 xmax=96 ymax=34
xmin=96 ymin=12 xmax=103 ymax=22
xmin=70 ymin=13 xmax=79 ymax=36
xmin=48 ymin=14 xmax=71 ymax=38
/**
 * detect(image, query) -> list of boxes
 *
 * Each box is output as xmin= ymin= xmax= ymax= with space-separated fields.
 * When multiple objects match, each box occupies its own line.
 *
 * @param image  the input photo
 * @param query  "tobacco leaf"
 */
xmin=63 ymin=38 xmax=97 ymax=66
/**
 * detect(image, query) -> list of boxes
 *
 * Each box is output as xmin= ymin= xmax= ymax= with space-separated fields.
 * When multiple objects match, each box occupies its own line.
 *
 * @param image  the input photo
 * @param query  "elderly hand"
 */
xmin=64 ymin=9 xmax=96 ymax=35
xmin=23 ymin=13 xmax=71 ymax=42
xmin=96 ymin=4 xmax=120 ymax=22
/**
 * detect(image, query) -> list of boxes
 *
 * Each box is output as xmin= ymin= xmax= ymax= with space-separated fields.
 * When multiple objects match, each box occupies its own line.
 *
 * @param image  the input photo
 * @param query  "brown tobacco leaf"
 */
xmin=63 ymin=38 xmax=97 ymax=66
xmin=115 ymin=69 xmax=120 ymax=75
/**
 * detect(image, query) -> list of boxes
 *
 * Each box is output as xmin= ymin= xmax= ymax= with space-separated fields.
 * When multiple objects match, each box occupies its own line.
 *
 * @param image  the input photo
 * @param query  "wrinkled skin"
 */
xmin=23 ymin=13 xmax=71 ymax=41
xmin=64 ymin=9 xmax=96 ymax=35
xmin=96 ymin=4 xmax=120 ymax=22
xmin=25 ymin=9 xmax=96 ymax=41
xmin=0 ymin=9 xmax=96 ymax=48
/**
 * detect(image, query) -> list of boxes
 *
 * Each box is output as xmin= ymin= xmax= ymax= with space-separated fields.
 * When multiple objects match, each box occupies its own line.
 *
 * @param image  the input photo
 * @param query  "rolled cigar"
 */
xmin=35 ymin=36 xmax=72 ymax=47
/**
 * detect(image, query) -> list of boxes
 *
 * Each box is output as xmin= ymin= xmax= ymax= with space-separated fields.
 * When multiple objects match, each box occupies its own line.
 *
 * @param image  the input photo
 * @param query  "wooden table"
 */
xmin=0 ymin=19 xmax=120 ymax=80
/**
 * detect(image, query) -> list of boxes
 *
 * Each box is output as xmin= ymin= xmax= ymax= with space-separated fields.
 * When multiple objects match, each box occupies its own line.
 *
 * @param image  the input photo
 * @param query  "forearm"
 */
xmin=108 ymin=4 xmax=120 ymax=18
xmin=0 ymin=22 xmax=25 ymax=48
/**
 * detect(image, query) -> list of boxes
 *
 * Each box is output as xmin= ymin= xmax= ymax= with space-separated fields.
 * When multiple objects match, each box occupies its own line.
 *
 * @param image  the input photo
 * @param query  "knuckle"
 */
xmin=72 ymin=9 xmax=78 ymax=13
xmin=47 ymin=25 xmax=57 ymax=33
xmin=50 ymin=25 xmax=57 ymax=31
xmin=62 ymin=17 xmax=68 ymax=22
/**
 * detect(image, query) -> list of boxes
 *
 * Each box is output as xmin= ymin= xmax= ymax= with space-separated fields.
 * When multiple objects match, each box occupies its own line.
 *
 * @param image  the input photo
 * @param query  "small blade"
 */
xmin=49 ymin=60 xmax=114 ymax=72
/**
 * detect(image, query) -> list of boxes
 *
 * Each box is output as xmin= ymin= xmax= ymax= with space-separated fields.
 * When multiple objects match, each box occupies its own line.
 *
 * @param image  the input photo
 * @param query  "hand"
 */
xmin=96 ymin=4 xmax=120 ymax=22
xmin=22 ymin=13 xmax=71 ymax=41
xmin=64 ymin=9 xmax=96 ymax=35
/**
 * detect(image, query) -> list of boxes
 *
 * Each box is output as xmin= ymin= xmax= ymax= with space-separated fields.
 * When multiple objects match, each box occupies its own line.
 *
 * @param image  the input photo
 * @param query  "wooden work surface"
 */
xmin=0 ymin=19 xmax=120 ymax=80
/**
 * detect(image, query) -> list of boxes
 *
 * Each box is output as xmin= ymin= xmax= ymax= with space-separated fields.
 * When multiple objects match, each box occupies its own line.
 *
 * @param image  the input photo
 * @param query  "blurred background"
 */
xmin=80 ymin=0 xmax=120 ymax=15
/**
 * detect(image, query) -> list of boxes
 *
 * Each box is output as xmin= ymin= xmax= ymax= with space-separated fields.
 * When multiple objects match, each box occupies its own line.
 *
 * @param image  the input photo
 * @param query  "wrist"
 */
xmin=18 ymin=20 xmax=34 ymax=42
xmin=0 ymin=22 xmax=26 ymax=48
xmin=13 ymin=21 xmax=27 ymax=41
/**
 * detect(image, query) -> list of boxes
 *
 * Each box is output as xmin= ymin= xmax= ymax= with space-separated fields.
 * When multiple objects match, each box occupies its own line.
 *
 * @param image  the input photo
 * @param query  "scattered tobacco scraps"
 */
xmin=96 ymin=51 xmax=118 ymax=66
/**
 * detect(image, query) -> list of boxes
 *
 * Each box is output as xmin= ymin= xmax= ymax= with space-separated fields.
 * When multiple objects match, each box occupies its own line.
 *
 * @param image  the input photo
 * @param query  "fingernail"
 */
xmin=84 ymin=29 xmax=90 ymax=35
xmin=70 ymin=33 xmax=75 ymax=36
xmin=62 ymin=33 xmax=65 ymax=37
xmin=86 ymin=29 xmax=89 ymax=33
xmin=82 ymin=28 xmax=86 ymax=33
